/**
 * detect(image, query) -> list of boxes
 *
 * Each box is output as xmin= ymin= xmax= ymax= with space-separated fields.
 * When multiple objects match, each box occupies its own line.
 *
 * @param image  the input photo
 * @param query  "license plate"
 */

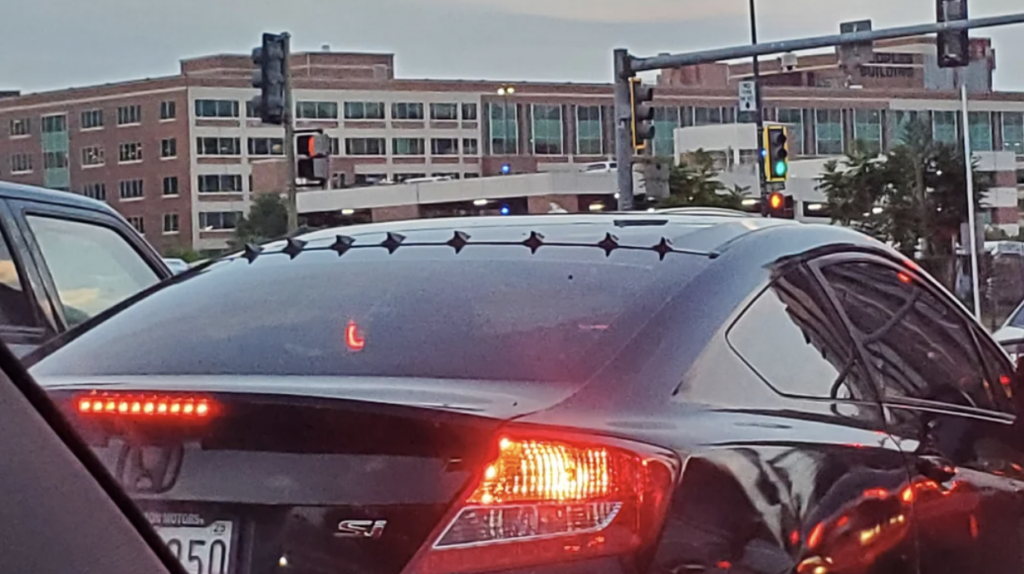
xmin=157 ymin=520 xmax=233 ymax=574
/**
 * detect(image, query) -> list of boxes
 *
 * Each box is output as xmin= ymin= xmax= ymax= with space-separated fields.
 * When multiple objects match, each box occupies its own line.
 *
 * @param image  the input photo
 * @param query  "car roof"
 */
xmin=0 ymin=180 xmax=115 ymax=213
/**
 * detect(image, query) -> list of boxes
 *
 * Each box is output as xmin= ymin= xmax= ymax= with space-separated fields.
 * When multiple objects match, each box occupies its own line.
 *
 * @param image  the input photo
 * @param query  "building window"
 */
xmin=162 ymin=213 xmax=180 ymax=234
xmin=10 ymin=153 xmax=32 ymax=173
xmin=430 ymin=138 xmax=459 ymax=156
xmin=392 ymin=103 xmax=425 ymax=120
xmin=393 ymin=137 xmax=425 ymax=156
xmin=575 ymin=105 xmax=604 ymax=156
xmin=197 ymin=174 xmax=243 ymax=193
xmin=127 ymin=216 xmax=145 ymax=234
xmin=159 ymin=138 xmax=177 ymax=159
xmin=162 ymin=176 xmax=179 ymax=196
xmin=853 ymin=109 xmax=883 ymax=154
xmin=119 ymin=142 xmax=143 ymax=163
xmin=968 ymin=111 xmax=993 ymax=152
xmin=889 ymin=110 xmax=927 ymax=149
xmin=814 ymin=109 xmax=844 ymax=155
xmin=247 ymin=137 xmax=284 ymax=156
xmin=776 ymin=108 xmax=805 ymax=155
xmin=345 ymin=138 xmax=386 ymax=156
xmin=532 ymin=104 xmax=563 ymax=156
xmin=82 ymin=183 xmax=106 ymax=201
xmin=117 ymin=105 xmax=142 ymax=126
xmin=40 ymin=114 xmax=67 ymax=134
xmin=198 ymin=211 xmax=242 ymax=231
xmin=196 ymin=137 xmax=241 ymax=156
xmin=245 ymin=101 xmax=259 ymax=118
xmin=489 ymin=102 xmax=518 ymax=155
xmin=329 ymin=138 xmax=340 ymax=155
xmin=9 ymin=118 xmax=30 ymax=137
xmin=296 ymin=101 xmax=339 ymax=120
xmin=694 ymin=107 xmax=725 ymax=126
xmin=80 ymin=109 xmax=104 ymax=130
xmin=81 ymin=146 xmax=105 ymax=167
xmin=1002 ymin=112 xmax=1024 ymax=155
xmin=119 ymin=179 xmax=145 ymax=200
xmin=462 ymin=103 xmax=478 ymax=121
xmin=652 ymin=107 xmax=679 ymax=158
xmin=462 ymin=138 xmax=479 ymax=155
xmin=160 ymin=100 xmax=177 ymax=120
xmin=430 ymin=103 xmax=459 ymax=121
xmin=344 ymin=102 xmax=385 ymax=120
xmin=933 ymin=111 xmax=958 ymax=145
xmin=195 ymin=99 xmax=240 ymax=118
xmin=43 ymin=151 xmax=69 ymax=169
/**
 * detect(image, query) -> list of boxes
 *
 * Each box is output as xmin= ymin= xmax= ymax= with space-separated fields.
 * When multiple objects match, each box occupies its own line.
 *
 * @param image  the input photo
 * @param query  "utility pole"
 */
xmin=281 ymin=34 xmax=299 ymax=233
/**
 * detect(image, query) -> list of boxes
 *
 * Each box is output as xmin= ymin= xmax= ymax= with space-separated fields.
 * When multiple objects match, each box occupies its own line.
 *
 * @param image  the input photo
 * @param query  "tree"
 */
xmin=656 ymin=149 xmax=750 ymax=210
xmin=234 ymin=193 xmax=288 ymax=246
xmin=818 ymin=118 xmax=988 ymax=275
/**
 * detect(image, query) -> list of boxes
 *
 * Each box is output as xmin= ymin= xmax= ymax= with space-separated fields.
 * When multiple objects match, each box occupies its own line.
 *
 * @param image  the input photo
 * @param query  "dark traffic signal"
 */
xmin=936 ymin=0 xmax=970 ymax=68
xmin=629 ymin=78 xmax=655 ymax=153
xmin=296 ymin=133 xmax=331 ymax=184
xmin=251 ymin=33 xmax=289 ymax=125
xmin=763 ymin=125 xmax=789 ymax=183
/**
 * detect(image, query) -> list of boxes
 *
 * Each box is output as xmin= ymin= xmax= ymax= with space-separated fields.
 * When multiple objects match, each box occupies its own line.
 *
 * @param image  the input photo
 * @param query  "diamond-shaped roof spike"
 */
xmin=330 ymin=235 xmax=356 ymax=256
xmin=282 ymin=237 xmax=307 ymax=259
xmin=242 ymin=243 xmax=263 ymax=263
xmin=447 ymin=231 xmax=471 ymax=253
xmin=653 ymin=237 xmax=674 ymax=261
xmin=596 ymin=232 xmax=620 ymax=257
xmin=381 ymin=232 xmax=406 ymax=254
xmin=522 ymin=231 xmax=545 ymax=254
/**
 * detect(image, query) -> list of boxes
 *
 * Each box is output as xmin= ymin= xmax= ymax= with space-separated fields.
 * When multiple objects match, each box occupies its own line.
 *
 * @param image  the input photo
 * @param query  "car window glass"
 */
xmin=728 ymin=264 xmax=876 ymax=401
xmin=821 ymin=261 xmax=1011 ymax=413
xmin=0 ymin=227 xmax=37 ymax=328
xmin=974 ymin=336 xmax=1016 ymax=415
xmin=26 ymin=215 xmax=160 ymax=327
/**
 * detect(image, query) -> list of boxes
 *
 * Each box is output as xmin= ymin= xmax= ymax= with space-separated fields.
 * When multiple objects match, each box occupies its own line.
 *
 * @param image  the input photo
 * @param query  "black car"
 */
xmin=0 ymin=180 xmax=171 ymax=355
xmin=25 ymin=213 xmax=1024 ymax=574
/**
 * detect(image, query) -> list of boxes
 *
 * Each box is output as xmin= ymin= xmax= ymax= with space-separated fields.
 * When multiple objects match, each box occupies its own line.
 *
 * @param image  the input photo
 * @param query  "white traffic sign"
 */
xmin=738 ymin=81 xmax=757 ymax=112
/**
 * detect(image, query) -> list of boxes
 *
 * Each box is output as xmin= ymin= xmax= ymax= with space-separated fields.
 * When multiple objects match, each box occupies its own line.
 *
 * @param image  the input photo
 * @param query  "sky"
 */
xmin=2 ymin=0 xmax=1022 ymax=93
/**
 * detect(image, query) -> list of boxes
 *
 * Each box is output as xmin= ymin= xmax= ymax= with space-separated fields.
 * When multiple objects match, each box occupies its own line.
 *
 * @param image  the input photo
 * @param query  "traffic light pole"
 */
xmin=613 ymin=11 xmax=1024 ymax=202
xmin=613 ymin=49 xmax=634 ymax=211
xmin=280 ymin=34 xmax=299 ymax=234
xmin=748 ymin=0 xmax=765 ymax=201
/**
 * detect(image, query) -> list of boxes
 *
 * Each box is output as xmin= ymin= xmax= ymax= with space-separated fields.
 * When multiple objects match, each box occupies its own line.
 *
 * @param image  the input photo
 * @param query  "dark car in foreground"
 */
xmin=24 ymin=213 xmax=1024 ymax=574
xmin=0 ymin=180 xmax=170 ymax=355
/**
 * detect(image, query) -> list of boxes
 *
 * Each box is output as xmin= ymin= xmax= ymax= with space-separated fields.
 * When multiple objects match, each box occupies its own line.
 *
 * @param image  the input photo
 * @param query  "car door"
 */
xmin=0 ymin=199 xmax=55 ymax=355
xmin=9 ymin=200 xmax=166 ymax=331
xmin=815 ymin=254 xmax=1024 ymax=574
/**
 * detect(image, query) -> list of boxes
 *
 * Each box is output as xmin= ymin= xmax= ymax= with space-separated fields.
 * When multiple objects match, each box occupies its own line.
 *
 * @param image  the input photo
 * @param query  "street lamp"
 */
xmin=497 ymin=85 xmax=516 ymax=157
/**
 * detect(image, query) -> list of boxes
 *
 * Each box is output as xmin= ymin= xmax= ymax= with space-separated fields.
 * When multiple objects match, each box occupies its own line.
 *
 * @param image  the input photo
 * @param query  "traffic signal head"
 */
xmin=251 ymin=33 xmax=288 ymax=125
xmin=296 ymin=133 xmax=331 ymax=184
xmin=763 ymin=192 xmax=795 ymax=219
xmin=629 ymin=78 xmax=656 ymax=152
xmin=763 ymin=125 xmax=790 ymax=183
xmin=936 ymin=0 xmax=970 ymax=68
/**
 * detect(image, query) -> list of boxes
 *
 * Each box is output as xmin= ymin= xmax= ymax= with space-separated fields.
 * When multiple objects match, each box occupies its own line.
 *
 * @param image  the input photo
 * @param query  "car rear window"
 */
xmin=31 ymin=241 xmax=706 ymax=385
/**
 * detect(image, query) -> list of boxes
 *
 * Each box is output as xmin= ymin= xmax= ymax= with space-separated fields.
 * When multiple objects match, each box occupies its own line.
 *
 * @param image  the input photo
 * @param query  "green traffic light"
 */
xmin=774 ymin=161 xmax=787 ymax=176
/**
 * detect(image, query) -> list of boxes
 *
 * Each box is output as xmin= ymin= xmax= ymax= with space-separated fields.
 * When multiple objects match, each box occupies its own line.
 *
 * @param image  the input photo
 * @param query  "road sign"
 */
xmin=738 ymin=81 xmax=757 ymax=112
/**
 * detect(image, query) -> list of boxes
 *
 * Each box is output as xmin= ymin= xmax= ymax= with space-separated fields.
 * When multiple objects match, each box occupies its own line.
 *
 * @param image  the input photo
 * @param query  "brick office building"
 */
xmin=1 ymin=35 xmax=1022 ymax=254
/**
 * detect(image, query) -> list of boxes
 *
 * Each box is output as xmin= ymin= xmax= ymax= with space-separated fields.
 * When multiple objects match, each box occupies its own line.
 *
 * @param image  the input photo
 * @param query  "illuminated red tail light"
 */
xmin=403 ymin=429 xmax=679 ymax=574
xmin=75 ymin=393 xmax=215 ymax=419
